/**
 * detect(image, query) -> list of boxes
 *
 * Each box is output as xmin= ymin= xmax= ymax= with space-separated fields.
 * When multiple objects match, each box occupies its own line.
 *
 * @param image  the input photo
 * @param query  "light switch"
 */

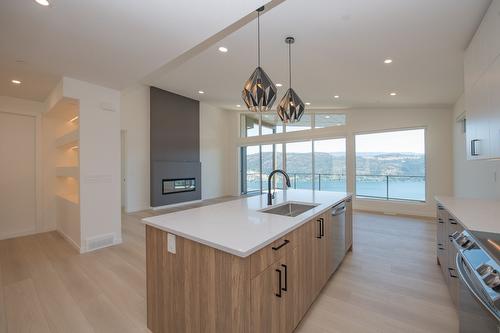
xmin=167 ymin=233 xmax=176 ymax=254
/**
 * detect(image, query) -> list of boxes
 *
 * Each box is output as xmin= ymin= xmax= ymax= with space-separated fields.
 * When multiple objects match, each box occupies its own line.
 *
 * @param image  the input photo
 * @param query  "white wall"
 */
xmin=453 ymin=94 xmax=500 ymax=199
xmin=0 ymin=96 xmax=45 ymax=239
xmin=200 ymin=103 xmax=231 ymax=199
xmin=120 ymin=87 xmax=232 ymax=211
xmin=231 ymin=107 xmax=454 ymax=217
xmin=62 ymin=77 xmax=122 ymax=250
xmin=120 ymin=85 xmax=150 ymax=212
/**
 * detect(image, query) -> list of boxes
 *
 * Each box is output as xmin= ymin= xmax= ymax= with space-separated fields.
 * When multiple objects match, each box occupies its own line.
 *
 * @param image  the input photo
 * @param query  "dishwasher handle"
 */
xmin=332 ymin=203 xmax=346 ymax=216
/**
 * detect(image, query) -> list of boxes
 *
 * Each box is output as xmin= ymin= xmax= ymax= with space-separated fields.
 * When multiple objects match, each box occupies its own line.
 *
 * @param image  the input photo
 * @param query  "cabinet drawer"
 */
xmin=250 ymin=223 xmax=304 ymax=278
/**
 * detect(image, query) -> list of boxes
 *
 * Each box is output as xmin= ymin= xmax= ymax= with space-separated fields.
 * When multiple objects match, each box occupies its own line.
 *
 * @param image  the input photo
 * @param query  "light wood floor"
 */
xmin=0 ymin=198 xmax=458 ymax=333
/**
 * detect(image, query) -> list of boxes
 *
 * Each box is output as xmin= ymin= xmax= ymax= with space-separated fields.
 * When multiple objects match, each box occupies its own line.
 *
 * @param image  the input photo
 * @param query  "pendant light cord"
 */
xmin=257 ymin=11 xmax=261 ymax=67
xmin=288 ymin=41 xmax=292 ymax=88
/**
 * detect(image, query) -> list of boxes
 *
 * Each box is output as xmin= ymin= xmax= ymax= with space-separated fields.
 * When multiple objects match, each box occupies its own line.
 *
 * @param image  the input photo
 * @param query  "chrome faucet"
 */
xmin=267 ymin=169 xmax=292 ymax=206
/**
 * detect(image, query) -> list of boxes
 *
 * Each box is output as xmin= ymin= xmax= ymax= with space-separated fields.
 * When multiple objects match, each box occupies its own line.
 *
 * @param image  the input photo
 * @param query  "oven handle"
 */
xmin=455 ymin=253 xmax=500 ymax=322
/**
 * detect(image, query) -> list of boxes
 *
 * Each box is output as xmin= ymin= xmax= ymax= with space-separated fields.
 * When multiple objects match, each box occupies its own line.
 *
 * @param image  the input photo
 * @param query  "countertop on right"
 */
xmin=435 ymin=196 xmax=500 ymax=234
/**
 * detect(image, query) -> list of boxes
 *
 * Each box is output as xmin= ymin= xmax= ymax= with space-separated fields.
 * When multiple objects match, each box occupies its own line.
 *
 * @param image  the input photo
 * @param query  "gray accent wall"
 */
xmin=150 ymin=87 xmax=201 ymax=207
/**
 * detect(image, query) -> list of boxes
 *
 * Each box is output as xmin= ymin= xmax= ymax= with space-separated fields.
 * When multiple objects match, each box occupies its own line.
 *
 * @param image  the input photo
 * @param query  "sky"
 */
xmin=355 ymin=129 xmax=425 ymax=154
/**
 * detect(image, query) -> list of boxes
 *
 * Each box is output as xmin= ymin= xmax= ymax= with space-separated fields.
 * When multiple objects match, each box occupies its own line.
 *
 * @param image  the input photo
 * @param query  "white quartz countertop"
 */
xmin=435 ymin=196 xmax=500 ymax=234
xmin=143 ymin=190 xmax=351 ymax=257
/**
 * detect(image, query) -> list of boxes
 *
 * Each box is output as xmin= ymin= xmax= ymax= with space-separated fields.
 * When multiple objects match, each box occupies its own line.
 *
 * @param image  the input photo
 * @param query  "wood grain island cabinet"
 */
xmin=146 ymin=199 xmax=353 ymax=333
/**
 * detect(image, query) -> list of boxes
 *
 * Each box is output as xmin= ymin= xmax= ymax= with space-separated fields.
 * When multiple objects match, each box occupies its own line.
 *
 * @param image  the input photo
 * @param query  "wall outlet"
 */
xmin=167 ymin=233 xmax=176 ymax=254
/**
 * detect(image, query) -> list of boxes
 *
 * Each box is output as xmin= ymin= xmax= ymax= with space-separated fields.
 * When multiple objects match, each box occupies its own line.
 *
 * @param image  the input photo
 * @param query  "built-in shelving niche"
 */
xmin=44 ymin=97 xmax=81 ymax=250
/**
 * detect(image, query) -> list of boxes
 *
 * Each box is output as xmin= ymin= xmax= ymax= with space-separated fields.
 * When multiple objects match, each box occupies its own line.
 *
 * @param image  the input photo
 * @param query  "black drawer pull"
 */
xmin=281 ymin=264 xmax=288 ymax=292
xmin=437 ymin=218 xmax=444 ymax=224
xmin=438 ymin=246 xmax=445 ymax=250
xmin=272 ymin=239 xmax=290 ymax=251
xmin=275 ymin=269 xmax=282 ymax=297
xmin=449 ymin=219 xmax=458 ymax=225
xmin=320 ymin=218 xmax=325 ymax=237
xmin=316 ymin=219 xmax=322 ymax=239
xmin=448 ymin=267 xmax=458 ymax=279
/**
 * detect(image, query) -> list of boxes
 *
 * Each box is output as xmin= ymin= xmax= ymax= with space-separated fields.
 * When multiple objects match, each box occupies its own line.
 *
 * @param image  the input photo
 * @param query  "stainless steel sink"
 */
xmin=260 ymin=202 xmax=319 ymax=217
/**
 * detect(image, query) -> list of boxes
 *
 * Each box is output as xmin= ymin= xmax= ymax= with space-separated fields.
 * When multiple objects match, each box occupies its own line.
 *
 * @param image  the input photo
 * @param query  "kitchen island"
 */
xmin=143 ymin=190 xmax=352 ymax=333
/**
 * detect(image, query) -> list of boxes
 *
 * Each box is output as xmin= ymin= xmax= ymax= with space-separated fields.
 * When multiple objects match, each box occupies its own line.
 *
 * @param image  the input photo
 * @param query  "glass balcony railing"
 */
xmin=245 ymin=172 xmax=425 ymax=202
xmin=355 ymin=174 xmax=425 ymax=202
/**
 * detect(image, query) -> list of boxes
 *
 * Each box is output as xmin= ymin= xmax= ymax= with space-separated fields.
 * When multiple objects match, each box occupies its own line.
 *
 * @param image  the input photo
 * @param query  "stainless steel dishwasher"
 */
xmin=331 ymin=201 xmax=346 ymax=273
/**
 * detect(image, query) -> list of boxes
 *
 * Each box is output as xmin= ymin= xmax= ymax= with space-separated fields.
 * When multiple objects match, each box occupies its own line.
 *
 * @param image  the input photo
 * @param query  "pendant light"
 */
xmin=242 ymin=6 xmax=277 ymax=112
xmin=277 ymin=37 xmax=305 ymax=122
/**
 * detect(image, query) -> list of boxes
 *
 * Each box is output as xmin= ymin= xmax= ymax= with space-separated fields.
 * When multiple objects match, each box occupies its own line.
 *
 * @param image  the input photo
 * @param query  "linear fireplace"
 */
xmin=162 ymin=178 xmax=196 ymax=195
xmin=150 ymin=87 xmax=201 ymax=207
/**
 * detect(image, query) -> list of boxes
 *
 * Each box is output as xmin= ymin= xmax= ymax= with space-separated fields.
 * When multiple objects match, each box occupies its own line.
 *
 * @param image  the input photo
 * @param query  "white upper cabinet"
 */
xmin=489 ymin=57 xmax=500 ymax=158
xmin=464 ymin=0 xmax=500 ymax=160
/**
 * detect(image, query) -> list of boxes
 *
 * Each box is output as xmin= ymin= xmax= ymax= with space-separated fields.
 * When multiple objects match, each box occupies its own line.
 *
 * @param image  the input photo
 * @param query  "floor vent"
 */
xmin=86 ymin=233 xmax=115 ymax=251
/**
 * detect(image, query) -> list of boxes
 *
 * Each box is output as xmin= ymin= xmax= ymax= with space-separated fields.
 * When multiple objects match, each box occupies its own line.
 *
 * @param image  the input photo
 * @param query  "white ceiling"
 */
xmin=0 ymin=0 xmax=267 ymax=101
xmin=148 ymin=0 xmax=491 ymax=109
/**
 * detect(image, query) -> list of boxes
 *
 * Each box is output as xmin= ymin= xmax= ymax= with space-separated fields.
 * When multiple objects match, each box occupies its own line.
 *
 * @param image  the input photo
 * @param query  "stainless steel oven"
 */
xmin=452 ymin=230 xmax=500 ymax=333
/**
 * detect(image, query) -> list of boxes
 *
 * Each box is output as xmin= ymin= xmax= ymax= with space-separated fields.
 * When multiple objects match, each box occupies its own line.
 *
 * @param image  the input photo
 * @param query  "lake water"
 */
xmin=247 ymin=176 xmax=425 ymax=201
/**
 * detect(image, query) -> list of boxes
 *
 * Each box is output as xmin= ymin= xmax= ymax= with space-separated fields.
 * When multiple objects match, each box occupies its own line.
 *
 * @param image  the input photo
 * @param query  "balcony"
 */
xmin=245 ymin=172 xmax=425 ymax=202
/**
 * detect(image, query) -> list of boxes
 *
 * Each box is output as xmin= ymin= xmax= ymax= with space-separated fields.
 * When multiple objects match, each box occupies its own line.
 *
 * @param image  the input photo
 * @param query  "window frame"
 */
xmin=239 ymin=111 xmax=347 ymax=137
xmin=353 ymin=126 xmax=427 ymax=203
xmin=239 ymin=136 xmax=347 ymax=195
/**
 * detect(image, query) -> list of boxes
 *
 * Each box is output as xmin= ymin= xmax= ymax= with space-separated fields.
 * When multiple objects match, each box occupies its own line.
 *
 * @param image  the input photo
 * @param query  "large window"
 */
xmin=241 ymin=145 xmax=260 ymax=193
xmin=241 ymin=144 xmax=283 ymax=194
xmin=314 ymin=139 xmax=346 ymax=191
xmin=286 ymin=141 xmax=313 ymax=189
xmin=240 ymin=138 xmax=346 ymax=194
xmin=240 ymin=111 xmax=345 ymax=137
xmin=355 ymin=128 xmax=426 ymax=201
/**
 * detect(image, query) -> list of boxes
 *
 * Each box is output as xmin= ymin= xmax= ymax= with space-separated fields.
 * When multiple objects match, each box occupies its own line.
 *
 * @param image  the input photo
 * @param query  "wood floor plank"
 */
xmin=17 ymin=235 xmax=93 ymax=333
xmin=4 ymin=279 xmax=51 ymax=333
xmin=0 ymin=202 xmax=459 ymax=333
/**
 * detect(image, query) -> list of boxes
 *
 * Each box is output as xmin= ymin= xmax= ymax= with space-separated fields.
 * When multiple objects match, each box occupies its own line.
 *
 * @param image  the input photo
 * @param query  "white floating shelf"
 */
xmin=56 ymin=193 xmax=79 ymax=205
xmin=56 ymin=166 xmax=79 ymax=178
xmin=55 ymin=130 xmax=79 ymax=149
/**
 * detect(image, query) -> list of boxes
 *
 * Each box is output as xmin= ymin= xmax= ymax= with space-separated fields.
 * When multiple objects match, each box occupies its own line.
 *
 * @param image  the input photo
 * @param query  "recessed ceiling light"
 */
xmin=11 ymin=79 xmax=21 ymax=85
xmin=384 ymin=58 xmax=393 ymax=64
xmin=198 ymin=90 xmax=204 ymax=94
xmin=218 ymin=46 xmax=228 ymax=53
xmin=305 ymin=102 xmax=311 ymax=106
xmin=35 ymin=0 xmax=50 ymax=6
xmin=275 ymin=83 xmax=283 ymax=87
xmin=236 ymin=104 xmax=241 ymax=107
xmin=333 ymin=95 xmax=340 ymax=99
xmin=389 ymin=92 xmax=397 ymax=96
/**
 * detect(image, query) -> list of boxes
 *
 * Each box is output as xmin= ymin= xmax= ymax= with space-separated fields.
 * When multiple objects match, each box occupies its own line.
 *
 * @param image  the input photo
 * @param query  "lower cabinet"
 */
xmin=146 ymin=199 xmax=353 ymax=333
xmin=436 ymin=204 xmax=464 ymax=307
xmin=251 ymin=205 xmax=352 ymax=333
xmin=251 ymin=257 xmax=288 ymax=333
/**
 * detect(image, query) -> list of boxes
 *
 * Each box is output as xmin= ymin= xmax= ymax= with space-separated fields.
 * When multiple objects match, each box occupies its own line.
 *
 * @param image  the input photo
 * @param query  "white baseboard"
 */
xmin=0 ymin=227 xmax=38 ymax=240
xmin=56 ymin=229 xmax=81 ymax=252
xmin=0 ymin=225 xmax=61 ymax=241
xmin=151 ymin=199 xmax=202 ymax=211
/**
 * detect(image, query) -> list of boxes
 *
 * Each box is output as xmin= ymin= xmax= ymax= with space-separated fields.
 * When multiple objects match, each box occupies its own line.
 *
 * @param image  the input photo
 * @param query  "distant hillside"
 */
xmin=246 ymin=152 xmax=424 ymax=176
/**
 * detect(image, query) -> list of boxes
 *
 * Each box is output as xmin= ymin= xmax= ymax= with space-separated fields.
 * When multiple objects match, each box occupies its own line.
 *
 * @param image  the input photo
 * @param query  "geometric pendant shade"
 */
xmin=277 ymin=87 xmax=305 ymax=122
xmin=277 ymin=36 xmax=305 ymax=122
xmin=241 ymin=6 xmax=277 ymax=112
xmin=242 ymin=66 xmax=277 ymax=112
